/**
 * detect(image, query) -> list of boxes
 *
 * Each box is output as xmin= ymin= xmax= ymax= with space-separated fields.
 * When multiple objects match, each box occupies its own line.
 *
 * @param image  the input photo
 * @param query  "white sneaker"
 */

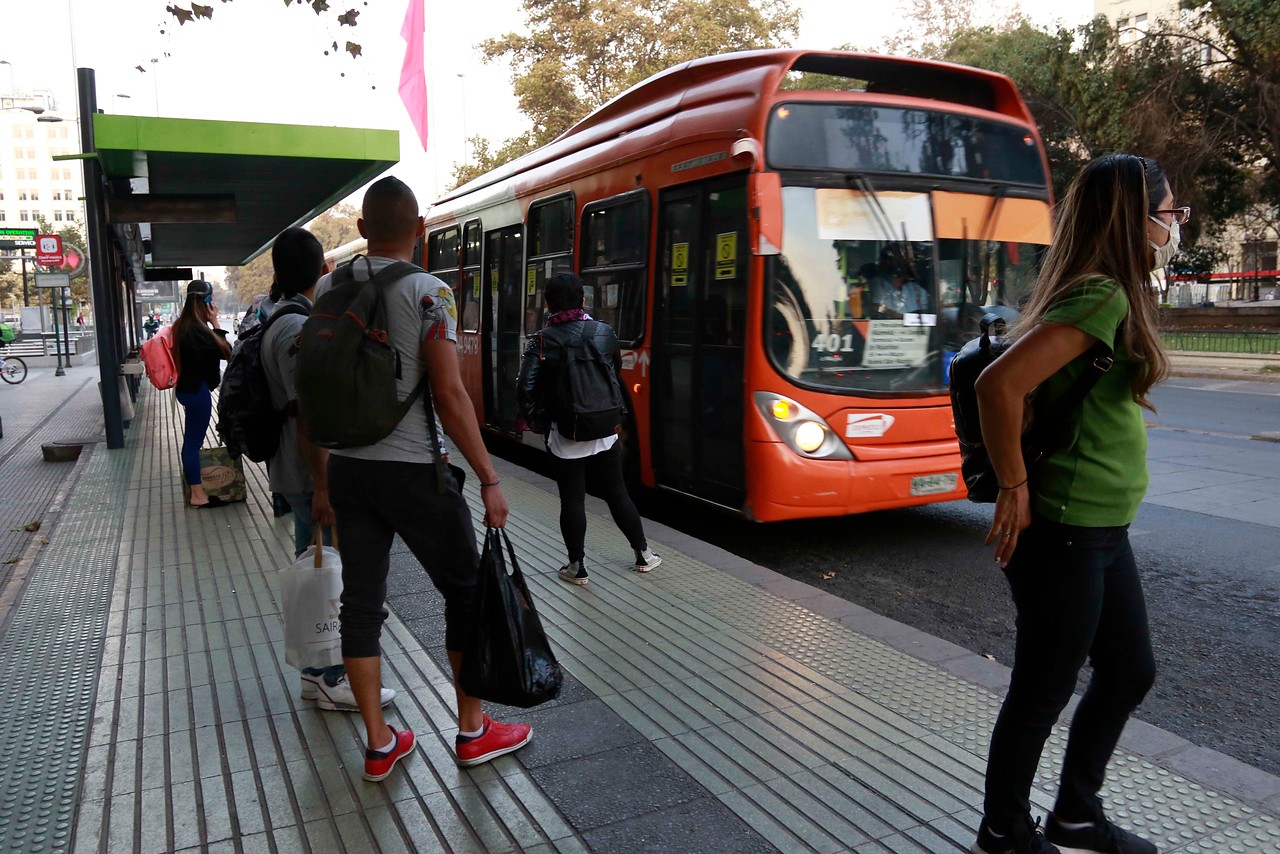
xmin=634 ymin=549 xmax=662 ymax=573
xmin=300 ymin=666 xmax=395 ymax=711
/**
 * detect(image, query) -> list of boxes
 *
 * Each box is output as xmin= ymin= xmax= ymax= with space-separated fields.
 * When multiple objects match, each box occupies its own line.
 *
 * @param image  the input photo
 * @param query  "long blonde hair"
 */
xmin=1014 ymin=154 xmax=1170 ymax=410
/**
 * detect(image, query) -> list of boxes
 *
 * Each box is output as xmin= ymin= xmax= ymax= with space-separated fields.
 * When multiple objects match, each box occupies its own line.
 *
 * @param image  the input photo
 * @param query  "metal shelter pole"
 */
xmin=78 ymin=67 xmax=124 ymax=448
xmin=60 ymin=286 xmax=73 ymax=370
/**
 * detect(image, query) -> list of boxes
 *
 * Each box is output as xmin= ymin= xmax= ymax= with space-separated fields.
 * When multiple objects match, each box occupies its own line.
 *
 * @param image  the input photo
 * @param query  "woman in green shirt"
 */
xmin=970 ymin=155 xmax=1185 ymax=854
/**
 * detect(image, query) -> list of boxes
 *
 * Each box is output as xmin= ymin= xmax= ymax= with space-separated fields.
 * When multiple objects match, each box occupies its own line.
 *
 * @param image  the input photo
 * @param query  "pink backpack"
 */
xmin=141 ymin=326 xmax=178 ymax=390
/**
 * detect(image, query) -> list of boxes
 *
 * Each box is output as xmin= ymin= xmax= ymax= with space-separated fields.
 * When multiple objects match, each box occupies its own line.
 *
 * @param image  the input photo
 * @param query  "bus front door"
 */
xmin=484 ymin=226 xmax=524 ymax=430
xmin=653 ymin=177 xmax=748 ymax=509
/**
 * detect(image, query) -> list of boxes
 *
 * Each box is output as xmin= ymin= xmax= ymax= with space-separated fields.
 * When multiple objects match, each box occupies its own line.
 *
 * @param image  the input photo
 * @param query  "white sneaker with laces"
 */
xmin=300 ymin=666 xmax=395 ymax=711
xmin=634 ymin=549 xmax=662 ymax=572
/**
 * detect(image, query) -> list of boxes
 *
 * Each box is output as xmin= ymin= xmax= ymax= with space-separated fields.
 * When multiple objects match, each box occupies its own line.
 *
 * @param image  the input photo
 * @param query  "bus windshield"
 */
xmin=766 ymin=186 xmax=1043 ymax=395
xmin=768 ymin=103 xmax=1046 ymax=187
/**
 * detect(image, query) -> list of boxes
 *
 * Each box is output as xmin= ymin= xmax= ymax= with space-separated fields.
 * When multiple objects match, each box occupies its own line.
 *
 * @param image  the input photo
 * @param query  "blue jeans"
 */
xmin=174 ymin=383 xmax=211 ymax=486
xmin=282 ymin=491 xmax=331 ymax=558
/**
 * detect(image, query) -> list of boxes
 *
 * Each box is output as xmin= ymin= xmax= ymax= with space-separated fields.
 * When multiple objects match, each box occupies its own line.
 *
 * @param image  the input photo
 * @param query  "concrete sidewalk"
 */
xmin=0 ymin=384 xmax=1277 ymax=853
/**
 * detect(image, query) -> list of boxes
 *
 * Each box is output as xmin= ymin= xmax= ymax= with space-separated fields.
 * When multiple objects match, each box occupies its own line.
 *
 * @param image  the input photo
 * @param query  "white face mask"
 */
xmin=1149 ymin=216 xmax=1181 ymax=270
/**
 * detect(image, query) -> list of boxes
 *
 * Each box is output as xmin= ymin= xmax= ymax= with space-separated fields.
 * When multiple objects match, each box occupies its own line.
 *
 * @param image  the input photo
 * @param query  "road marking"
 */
xmin=1164 ymin=382 xmax=1280 ymax=397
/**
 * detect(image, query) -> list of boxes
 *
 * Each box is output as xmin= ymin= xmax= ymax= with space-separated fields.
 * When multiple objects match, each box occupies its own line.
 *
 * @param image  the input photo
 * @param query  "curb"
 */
xmin=490 ymin=453 xmax=1280 ymax=816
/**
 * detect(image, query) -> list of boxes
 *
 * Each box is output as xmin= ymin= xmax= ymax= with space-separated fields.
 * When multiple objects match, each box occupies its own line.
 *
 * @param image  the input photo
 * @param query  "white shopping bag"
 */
xmin=280 ymin=531 xmax=344 ymax=671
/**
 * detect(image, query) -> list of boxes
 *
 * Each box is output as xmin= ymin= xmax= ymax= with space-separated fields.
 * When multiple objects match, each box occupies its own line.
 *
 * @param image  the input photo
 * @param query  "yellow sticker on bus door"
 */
xmin=715 ymin=232 xmax=737 ymax=280
xmin=527 ymin=265 xmax=538 ymax=296
xmin=671 ymin=241 xmax=689 ymax=287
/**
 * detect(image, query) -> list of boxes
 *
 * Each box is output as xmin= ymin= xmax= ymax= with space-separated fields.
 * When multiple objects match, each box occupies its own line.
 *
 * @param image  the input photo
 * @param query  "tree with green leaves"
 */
xmin=224 ymin=204 xmax=360 ymax=304
xmin=935 ymin=17 xmax=1249 ymax=254
xmin=449 ymin=0 xmax=799 ymax=190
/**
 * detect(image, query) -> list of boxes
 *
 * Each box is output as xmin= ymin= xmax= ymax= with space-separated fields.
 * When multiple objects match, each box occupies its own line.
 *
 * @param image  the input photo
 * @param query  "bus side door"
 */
xmin=484 ymin=226 xmax=524 ymax=430
xmin=653 ymin=175 xmax=749 ymax=508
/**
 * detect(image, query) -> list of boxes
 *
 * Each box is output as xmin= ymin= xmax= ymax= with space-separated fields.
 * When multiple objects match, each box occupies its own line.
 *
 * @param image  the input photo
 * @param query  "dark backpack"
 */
xmin=295 ymin=258 xmax=426 ymax=449
xmin=949 ymin=313 xmax=1112 ymax=503
xmin=217 ymin=304 xmax=308 ymax=462
xmin=554 ymin=321 xmax=625 ymax=441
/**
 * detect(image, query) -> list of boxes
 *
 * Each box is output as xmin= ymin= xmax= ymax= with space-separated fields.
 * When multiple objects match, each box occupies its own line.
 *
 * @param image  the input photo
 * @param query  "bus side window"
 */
xmin=580 ymin=191 xmax=649 ymax=343
xmin=527 ymin=195 xmax=575 ymax=333
xmin=460 ymin=220 xmax=482 ymax=332
xmin=427 ymin=226 xmax=461 ymax=291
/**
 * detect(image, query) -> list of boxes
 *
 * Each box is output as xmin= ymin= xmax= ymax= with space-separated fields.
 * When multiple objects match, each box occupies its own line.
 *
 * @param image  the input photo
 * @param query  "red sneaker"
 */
xmin=455 ymin=715 xmax=532 ymax=767
xmin=363 ymin=727 xmax=416 ymax=781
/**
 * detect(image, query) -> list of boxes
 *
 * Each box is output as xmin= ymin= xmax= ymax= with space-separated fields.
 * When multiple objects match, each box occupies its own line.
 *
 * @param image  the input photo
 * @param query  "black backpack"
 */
xmin=217 ymin=303 xmax=308 ymax=462
xmin=949 ymin=313 xmax=1112 ymax=503
xmin=296 ymin=258 xmax=427 ymax=449
xmin=554 ymin=321 xmax=625 ymax=442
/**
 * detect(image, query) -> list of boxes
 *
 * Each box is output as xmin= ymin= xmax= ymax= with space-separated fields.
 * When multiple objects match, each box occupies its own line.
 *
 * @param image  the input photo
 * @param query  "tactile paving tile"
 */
xmin=0 ymin=411 xmax=136 ymax=853
xmin=1175 ymin=814 xmax=1280 ymax=853
xmin=485 ymin=469 xmax=1280 ymax=852
xmin=55 ymin=386 xmax=582 ymax=854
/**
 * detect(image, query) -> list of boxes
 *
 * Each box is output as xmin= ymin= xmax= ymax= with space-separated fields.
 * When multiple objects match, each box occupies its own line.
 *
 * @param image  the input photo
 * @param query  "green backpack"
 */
xmin=295 ymin=258 xmax=427 ymax=449
xmin=0 ymin=322 xmax=15 ymax=344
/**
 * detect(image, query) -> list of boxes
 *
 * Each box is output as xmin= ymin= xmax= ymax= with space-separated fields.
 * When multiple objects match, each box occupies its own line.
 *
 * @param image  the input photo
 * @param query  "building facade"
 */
xmin=0 ymin=87 xmax=84 ymax=230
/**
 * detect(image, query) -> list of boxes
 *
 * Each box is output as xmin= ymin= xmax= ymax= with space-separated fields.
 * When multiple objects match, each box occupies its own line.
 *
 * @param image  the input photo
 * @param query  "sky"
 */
xmin=3 ymin=0 xmax=1094 ymax=209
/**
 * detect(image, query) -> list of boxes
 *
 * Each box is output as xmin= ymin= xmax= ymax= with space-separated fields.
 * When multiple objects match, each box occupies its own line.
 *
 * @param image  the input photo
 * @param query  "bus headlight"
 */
xmin=794 ymin=420 xmax=826 ymax=453
xmin=753 ymin=392 xmax=853 ymax=461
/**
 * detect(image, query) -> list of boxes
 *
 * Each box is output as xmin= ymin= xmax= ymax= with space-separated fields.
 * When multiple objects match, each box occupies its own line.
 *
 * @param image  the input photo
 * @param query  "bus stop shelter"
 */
xmin=74 ymin=68 xmax=399 ymax=447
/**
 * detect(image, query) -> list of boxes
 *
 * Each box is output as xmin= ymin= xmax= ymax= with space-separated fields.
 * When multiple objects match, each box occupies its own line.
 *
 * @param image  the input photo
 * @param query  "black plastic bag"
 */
xmin=460 ymin=528 xmax=564 ymax=708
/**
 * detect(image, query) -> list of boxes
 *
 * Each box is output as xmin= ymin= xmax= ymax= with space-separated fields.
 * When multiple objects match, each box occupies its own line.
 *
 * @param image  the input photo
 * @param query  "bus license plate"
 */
xmin=910 ymin=473 xmax=957 ymax=496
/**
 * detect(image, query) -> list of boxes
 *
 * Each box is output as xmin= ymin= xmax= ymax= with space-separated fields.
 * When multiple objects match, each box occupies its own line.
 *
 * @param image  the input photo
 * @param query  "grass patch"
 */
xmin=1260 ymin=364 xmax=1280 ymax=374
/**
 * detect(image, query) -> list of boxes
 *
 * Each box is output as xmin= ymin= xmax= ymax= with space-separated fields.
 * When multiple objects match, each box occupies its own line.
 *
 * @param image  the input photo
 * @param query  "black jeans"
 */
xmin=984 ymin=516 xmax=1156 ymax=830
xmin=328 ymin=456 xmax=478 ymax=657
xmin=553 ymin=443 xmax=646 ymax=563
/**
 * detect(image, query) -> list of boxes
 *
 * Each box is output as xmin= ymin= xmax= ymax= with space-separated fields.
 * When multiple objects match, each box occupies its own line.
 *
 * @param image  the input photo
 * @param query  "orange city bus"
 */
xmin=333 ymin=50 xmax=1053 ymax=522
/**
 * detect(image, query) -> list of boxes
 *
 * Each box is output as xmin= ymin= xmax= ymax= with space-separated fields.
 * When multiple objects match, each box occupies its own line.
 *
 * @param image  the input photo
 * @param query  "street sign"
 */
xmin=36 ymin=234 xmax=63 ymax=266
xmin=0 ymin=227 xmax=37 ymax=250
xmin=35 ymin=272 xmax=70 ymax=289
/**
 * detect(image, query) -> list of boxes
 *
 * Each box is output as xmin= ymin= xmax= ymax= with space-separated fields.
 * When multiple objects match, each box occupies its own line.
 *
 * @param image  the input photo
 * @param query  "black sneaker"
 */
xmin=558 ymin=562 xmax=588 ymax=586
xmin=972 ymin=817 xmax=1060 ymax=854
xmin=1044 ymin=815 xmax=1157 ymax=854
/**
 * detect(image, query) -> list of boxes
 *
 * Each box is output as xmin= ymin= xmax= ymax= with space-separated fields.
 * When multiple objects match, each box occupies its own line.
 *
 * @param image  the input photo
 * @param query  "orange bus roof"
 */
xmin=432 ymin=49 xmax=1038 ymax=209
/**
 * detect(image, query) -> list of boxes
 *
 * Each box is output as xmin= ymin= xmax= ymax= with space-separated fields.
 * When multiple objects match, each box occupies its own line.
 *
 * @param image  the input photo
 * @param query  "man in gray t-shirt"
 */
xmin=318 ymin=177 xmax=531 ymax=783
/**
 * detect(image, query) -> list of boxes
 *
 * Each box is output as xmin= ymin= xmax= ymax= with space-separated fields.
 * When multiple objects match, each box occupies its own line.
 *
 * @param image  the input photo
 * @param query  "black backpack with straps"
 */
xmin=554 ymin=321 xmax=625 ymax=442
xmin=949 ymin=313 xmax=1113 ymax=503
xmin=296 ymin=257 xmax=428 ymax=449
xmin=217 ymin=303 xmax=308 ymax=462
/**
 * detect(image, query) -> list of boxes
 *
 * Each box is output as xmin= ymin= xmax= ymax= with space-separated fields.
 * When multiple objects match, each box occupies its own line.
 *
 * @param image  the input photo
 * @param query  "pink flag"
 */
xmin=399 ymin=0 xmax=428 ymax=151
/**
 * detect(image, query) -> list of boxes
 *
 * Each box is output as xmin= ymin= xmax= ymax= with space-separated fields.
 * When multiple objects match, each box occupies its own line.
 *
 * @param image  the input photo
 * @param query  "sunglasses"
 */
xmin=1154 ymin=207 xmax=1191 ymax=225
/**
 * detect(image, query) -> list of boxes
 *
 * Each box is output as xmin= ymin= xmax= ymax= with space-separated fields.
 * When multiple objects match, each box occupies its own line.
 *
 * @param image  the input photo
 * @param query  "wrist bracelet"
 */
xmin=999 ymin=479 xmax=1028 ymax=491
xmin=480 ymin=480 xmax=500 ymax=488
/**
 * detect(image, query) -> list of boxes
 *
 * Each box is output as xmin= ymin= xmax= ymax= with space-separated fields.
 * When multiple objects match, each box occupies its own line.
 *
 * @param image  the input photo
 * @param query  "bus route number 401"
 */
xmin=812 ymin=333 xmax=858 ymax=353
xmin=910 ymin=473 xmax=957 ymax=496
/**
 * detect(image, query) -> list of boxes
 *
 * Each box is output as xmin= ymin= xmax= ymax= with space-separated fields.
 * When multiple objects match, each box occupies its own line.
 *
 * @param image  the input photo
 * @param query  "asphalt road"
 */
xmin=499 ymin=379 xmax=1280 ymax=779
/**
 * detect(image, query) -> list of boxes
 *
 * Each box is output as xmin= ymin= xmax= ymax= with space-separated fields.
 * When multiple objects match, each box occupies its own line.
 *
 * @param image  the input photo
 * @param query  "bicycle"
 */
xmin=0 ymin=351 xmax=28 ymax=384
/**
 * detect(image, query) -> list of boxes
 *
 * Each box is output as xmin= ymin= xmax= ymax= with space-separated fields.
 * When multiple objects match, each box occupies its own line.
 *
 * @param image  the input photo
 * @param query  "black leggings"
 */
xmin=553 ymin=444 xmax=646 ymax=563
xmin=983 ymin=516 xmax=1156 ymax=830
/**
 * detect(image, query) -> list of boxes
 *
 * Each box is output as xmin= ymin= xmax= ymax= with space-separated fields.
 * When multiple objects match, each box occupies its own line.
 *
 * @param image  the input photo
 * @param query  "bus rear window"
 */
xmin=767 ymin=103 xmax=1045 ymax=187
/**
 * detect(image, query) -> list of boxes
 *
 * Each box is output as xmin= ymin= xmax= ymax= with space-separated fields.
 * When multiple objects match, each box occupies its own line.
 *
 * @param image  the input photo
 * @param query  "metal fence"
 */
xmin=1162 ymin=330 xmax=1280 ymax=354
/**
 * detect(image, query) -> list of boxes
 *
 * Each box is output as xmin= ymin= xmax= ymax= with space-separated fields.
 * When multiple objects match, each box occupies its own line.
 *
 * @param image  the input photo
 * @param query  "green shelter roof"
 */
xmin=91 ymin=114 xmax=398 ymax=267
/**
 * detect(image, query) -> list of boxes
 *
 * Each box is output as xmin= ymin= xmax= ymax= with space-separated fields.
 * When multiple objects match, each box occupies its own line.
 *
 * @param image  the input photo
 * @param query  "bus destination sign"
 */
xmin=0 ymin=227 xmax=38 ymax=250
